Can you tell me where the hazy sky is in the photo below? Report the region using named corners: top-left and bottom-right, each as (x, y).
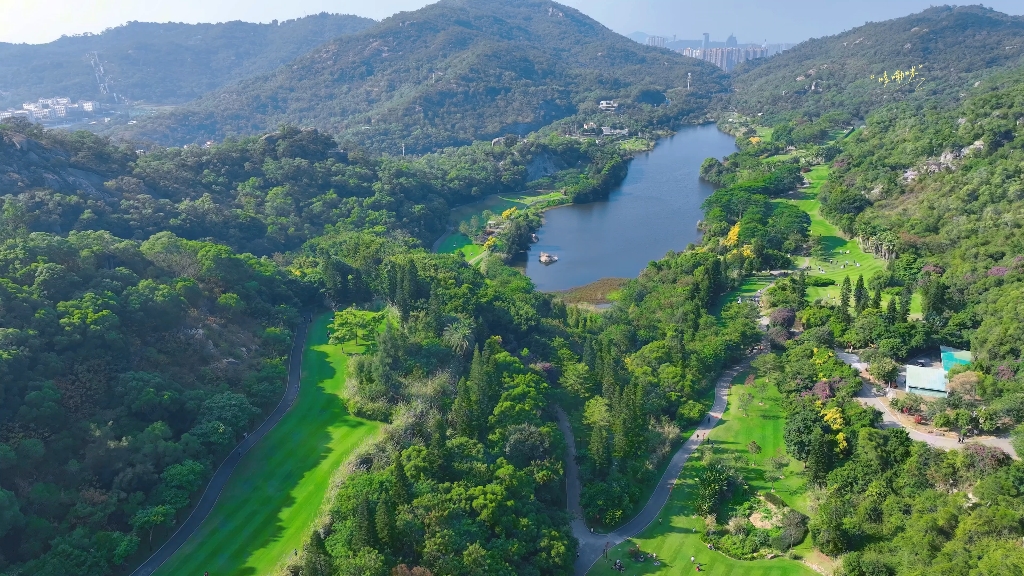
top-left (2, 0), bottom-right (1022, 45)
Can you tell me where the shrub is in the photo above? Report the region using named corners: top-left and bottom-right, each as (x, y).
top-left (767, 326), bottom-right (791, 348)
top-left (769, 308), bottom-right (797, 329)
top-left (932, 411), bottom-right (954, 429)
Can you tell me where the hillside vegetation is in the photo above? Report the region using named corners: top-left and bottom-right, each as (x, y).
top-left (118, 0), bottom-right (727, 153)
top-left (0, 14), bottom-right (374, 108)
top-left (695, 56), bottom-right (1024, 575)
top-left (728, 5), bottom-right (1024, 123)
top-left (1, 120), bottom-right (634, 258)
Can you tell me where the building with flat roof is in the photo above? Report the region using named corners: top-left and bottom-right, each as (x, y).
top-left (940, 346), bottom-right (972, 371)
top-left (906, 365), bottom-right (949, 397)
top-left (904, 346), bottom-right (973, 398)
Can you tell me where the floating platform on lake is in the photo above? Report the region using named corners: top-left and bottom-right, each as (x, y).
top-left (539, 252), bottom-right (558, 264)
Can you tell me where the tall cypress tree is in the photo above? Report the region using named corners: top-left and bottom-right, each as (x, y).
top-left (794, 269), bottom-right (807, 300)
top-left (885, 294), bottom-right (899, 324)
top-left (375, 493), bottom-right (395, 552)
top-left (392, 455), bottom-right (411, 506)
top-left (302, 530), bottom-right (333, 576)
top-left (898, 285), bottom-right (913, 322)
top-left (870, 283), bottom-right (882, 310)
top-left (838, 276), bottom-right (852, 322)
top-left (352, 495), bottom-right (374, 550)
top-left (806, 431), bottom-right (834, 488)
top-left (428, 414), bottom-right (447, 469)
top-left (853, 275), bottom-right (868, 314)
top-left (451, 377), bottom-right (476, 439)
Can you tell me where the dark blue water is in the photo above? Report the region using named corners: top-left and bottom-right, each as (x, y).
top-left (523, 124), bottom-right (738, 291)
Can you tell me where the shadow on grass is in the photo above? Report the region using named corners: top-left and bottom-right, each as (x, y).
top-left (158, 315), bottom-right (375, 576)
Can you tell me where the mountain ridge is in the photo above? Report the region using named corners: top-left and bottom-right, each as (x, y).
top-left (727, 4), bottom-right (1024, 122)
top-left (115, 0), bottom-right (728, 153)
top-left (0, 14), bottom-right (375, 107)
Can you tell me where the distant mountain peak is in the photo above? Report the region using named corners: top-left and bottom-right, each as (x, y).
top-left (118, 0), bottom-right (728, 153)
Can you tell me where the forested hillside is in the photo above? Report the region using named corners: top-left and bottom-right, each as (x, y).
top-left (831, 67), bottom-right (1024, 369)
top-left (117, 0), bottom-right (727, 153)
top-left (728, 5), bottom-right (1024, 123)
top-left (0, 14), bottom-right (374, 107)
top-left (693, 55), bottom-right (1024, 574)
top-left (0, 105), bottom-right (674, 573)
top-left (9, 4), bottom-right (1024, 576)
top-left (1, 119), bottom-right (633, 258)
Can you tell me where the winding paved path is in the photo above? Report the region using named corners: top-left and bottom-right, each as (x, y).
top-left (556, 356), bottom-right (754, 575)
top-left (837, 350), bottom-right (1017, 458)
top-left (130, 317), bottom-right (311, 576)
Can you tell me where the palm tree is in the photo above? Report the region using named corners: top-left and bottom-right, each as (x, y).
top-left (442, 318), bottom-right (474, 356)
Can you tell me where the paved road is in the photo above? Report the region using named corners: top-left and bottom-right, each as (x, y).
top-left (130, 317), bottom-right (311, 576)
top-left (836, 350), bottom-right (1017, 458)
top-left (556, 357), bottom-right (754, 575)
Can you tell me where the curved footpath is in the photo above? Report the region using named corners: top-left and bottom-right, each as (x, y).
top-left (556, 356), bottom-right (754, 576)
top-left (130, 317), bottom-right (311, 576)
top-left (836, 350), bottom-right (1017, 458)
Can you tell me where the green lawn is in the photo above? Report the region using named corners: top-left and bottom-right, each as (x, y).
top-left (447, 190), bottom-right (564, 228)
top-left (712, 276), bottom-right (773, 317)
top-left (779, 166), bottom-right (924, 314)
top-left (437, 233), bottom-right (485, 261)
top-left (439, 190), bottom-right (564, 261)
top-left (156, 314), bottom-right (381, 576)
top-left (588, 373), bottom-right (815, 576)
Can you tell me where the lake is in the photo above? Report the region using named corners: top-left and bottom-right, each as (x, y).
top-left (523, 124), bottom-right (738, 291)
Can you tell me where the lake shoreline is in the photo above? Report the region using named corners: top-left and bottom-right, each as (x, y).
top-left (522, 125), bottom-right (738, 291)
top-left (434, 124), bottom-right (735, 293)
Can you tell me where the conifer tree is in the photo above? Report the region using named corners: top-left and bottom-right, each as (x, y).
top-left (870, 283), bottom-right (882, 310)
top-left (352, 495), bottom-right (374, 550)
top-left (898, 285), bottom-right (913, 322)
top-left (853, 275), bottom-right (868, 314)
top-left (806, 431), bottom-right (833, 488)
top-left (375, 493), bottom-right (395, 551)
top-left (451, 377), bottom-right (476, 439)
top-left (428, 414), bottom-right (448, 475)
top-left (392, 455), bottom-right (411, 506)
top-left (302, 530), bottom-right (334, 576)
top-left (838, 276), bottom-right (852, 322)
top-left (885, 294), bottom-right (899, 324)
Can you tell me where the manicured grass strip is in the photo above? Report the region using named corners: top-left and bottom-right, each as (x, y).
top-left (155, 314), bottom-right (381, 576)
top-left (447, 190), bottom-right (564, 229)
top-left (712, 275), bottom-right (773, 317)
top-left (588, 374), bottom-right (815, 576)
top-left (441, 190), bottom-right (565, 261)
top-left (777, 166), bottom-right (924, 314)
top-left (437, 233), bottom-right (485, 261)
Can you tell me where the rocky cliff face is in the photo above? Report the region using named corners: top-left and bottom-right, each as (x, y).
top-left (0, 130), bottom-right (111, 198)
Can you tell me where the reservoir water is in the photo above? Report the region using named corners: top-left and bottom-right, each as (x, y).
top-left (523, 124), bottom-right (738, 291)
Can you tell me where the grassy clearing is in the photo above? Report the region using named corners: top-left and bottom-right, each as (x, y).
top-left (588, 373), bottom-right (815, 576)
top-left (620, 137), bottom-right (656, 152)
top-left (557, 277), bottom-right (628, 305)
top-left (437, 233), bottom-right (485, 261)
top-left (438, 190), bottom-right (564, 261)
top-left (447, 190), bottom-right (564, 229)
top-left (156, 314), bottom-right (381, 576)
top-left (712, 276), bottom-right (773, 317)
top-left (778, 166), bottom-right (923, 315)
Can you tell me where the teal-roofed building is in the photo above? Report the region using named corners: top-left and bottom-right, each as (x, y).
top-left (940, 346), bottom-right (972, 372)
top-left (906, 366), bottom-right (949, 397)
top-left (905, 347), bottom-right (973, 398)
